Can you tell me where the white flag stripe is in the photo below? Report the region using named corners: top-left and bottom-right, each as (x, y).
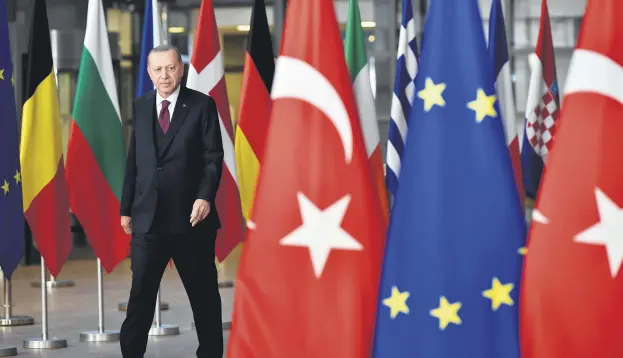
top-left (385, 0), bottom-right (418, 197)
top-left (353, 63), bottom-right (380, 156)
top-left (524, 53), bottom-right (545, 120)
top-left (84, 0), bottom-right (121, 121)
top-left (386, 143), bottom-right (402, 178)
top-left (390, 92), bottom-right (408, 143)
top-left (496, 61), bottom-right (516, 146)
top-left (403, 23), bottom-right (418, 81)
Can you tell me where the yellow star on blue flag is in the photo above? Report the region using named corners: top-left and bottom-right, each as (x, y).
top-left (372, 0), bottom-right (525, 357)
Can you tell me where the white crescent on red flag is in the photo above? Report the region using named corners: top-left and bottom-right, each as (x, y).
top-left (226, 0), bottom-right (386, 355)
top-left (520, 0), bottom-right (623, 356)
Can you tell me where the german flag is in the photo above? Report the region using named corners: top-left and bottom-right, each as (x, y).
top-left (234, 0), bottom-right (275, 220)
top-left (20, 0), bottom-right (71, 278)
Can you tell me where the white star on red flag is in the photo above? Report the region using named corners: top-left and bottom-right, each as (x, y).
top-left (574, 188), bottom-right (623, 278)
top-left (280, 192), bottom-right (363, 278)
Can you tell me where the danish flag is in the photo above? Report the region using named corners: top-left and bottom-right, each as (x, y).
top-left (186, 0), bottom-right (244, 261)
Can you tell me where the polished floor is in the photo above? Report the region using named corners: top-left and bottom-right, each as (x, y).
top-left (0, 258), bottom-right (234, 357)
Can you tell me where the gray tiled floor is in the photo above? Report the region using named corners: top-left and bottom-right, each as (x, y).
top-left (0, 259), bottom-right (233, 357)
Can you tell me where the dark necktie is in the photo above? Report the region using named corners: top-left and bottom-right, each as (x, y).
top-left (159, 99), bottom-right (170, 134)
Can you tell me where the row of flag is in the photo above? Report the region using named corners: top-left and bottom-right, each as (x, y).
top-left (387, 0), bottom-right (558, 208)
top-left (227, 0), bottom-right (623, 357)
top-left (0, 0), bottom-right (71, 280)
top-left (0, 0), bottom-right (246, 280)
top-left (0, 0), bottom-right (620, 356)
top-left (0, 0), bottom-right (552, 280)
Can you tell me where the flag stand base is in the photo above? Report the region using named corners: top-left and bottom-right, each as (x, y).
top-left (30, 280), bottom-right (75, 289)
top-left (148, 324), bottom-right (180, 336)
top-left (0, 315), bottom-right (35, 326)
top-left (23, 338), bottom-right (67, 349)
top-left (0, 346), bottom-right (17, 356)
top-left (79, 330), bottom-right (120, 342)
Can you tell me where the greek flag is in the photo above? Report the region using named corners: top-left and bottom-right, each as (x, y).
top-left (385, 0), bottom-right (419, 203)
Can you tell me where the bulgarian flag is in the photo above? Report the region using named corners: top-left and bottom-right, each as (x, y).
top-left (65, 0), bottom-right (130, 273)
top-left (345, 0), bottom-right (388, 221)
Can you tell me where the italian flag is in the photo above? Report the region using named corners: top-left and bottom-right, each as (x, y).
top-left (65, 0), bottom-right (130, 273)
top-left (345, 0), bottom-right (389, 221)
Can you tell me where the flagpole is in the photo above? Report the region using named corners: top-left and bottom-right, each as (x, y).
top-left (0, 270), bottom-right (34, 326)
top-left (79, 259), bottom-right (120, 342)
top-left (23, 258), bottom-right (67, 349)
top-left (148, 288), bottom-right (179, 336)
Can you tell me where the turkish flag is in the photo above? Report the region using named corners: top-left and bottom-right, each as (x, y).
top-left (226, 0), bottom-right (386, 356)
top-left (520, 0), bottom-right (623, 357)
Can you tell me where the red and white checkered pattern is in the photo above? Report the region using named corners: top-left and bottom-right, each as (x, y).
top-left (526, 89), bottom-right (558, 156)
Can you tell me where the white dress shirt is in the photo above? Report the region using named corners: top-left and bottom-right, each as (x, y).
top-left (155, 85), bottom-right (180, 121)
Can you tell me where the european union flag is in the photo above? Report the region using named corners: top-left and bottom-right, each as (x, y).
top-left (372, 0), bottom-right (526, 357)
top-left (0, 0), bottom-right (24, 279)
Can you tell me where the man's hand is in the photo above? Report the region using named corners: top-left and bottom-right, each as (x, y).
top-left (190, 199), bottom-right (211, 227)
top-left (121, 216), bottom-right (132, 234)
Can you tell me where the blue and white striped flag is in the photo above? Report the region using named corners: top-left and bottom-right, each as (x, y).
top-left (385, 0), bottom-right (419, 202)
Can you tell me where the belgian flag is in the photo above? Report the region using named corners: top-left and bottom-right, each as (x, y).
top-left (20, 0), bottom-right (71, 277)
top-left (234, 0), bottom-right (275, 220)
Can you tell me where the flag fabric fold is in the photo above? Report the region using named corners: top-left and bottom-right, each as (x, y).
top-left (136, 0), bottom-right (162, 97)
top-left (345, 0), bottom-right (388, 220)
top-left (372, 0), bottom-right (526, 357)
top-left (521, 0), bottom-right (559, 199)
top-left (186, 0), bottom-right (244, 261)
top-left (20, 0), bottom-right (71, 278)
top-left (520, 0), bottom-right (623, 356)
top-left (234, 0), bottom-right (274, 221)
top-left (385, 0), bottom-right (418, 202)
top-left (66, 0), bottom-right (130, 273)
top-left (226, 0), bottom-right (386, 355)
top-left (488, 0), bottom-right (524, 202)
top-left (0, 0), bottom-right (24, 279)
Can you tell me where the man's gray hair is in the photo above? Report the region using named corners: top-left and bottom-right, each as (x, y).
top-left (148, 44), bottom-right (183, 65)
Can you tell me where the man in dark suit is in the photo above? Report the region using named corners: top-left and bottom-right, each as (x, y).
top-left (119, 44), bottom-right (224, 358)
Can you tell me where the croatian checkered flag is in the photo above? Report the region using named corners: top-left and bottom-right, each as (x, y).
top-left (385, 0), bottom-right (419, 203)
top-left (521, 0), bottom-right (560, 200)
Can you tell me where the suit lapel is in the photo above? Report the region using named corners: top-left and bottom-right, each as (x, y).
top-left (159, 86), bottom-right (190, 158)
top-left (143, 91), bottom-right (158, 162)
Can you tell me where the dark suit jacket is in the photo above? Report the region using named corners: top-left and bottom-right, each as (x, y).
top-left (120, 85), bottom-right (223, 234)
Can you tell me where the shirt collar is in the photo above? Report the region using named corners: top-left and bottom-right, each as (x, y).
top-left (156, 85), bottom-right (181, 106)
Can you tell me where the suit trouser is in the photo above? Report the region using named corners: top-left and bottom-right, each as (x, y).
top-left (119, 226), bottom-right (223, 358)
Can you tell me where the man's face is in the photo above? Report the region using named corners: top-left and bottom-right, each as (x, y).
top-left (147, 50), bottom-right (184, 97)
